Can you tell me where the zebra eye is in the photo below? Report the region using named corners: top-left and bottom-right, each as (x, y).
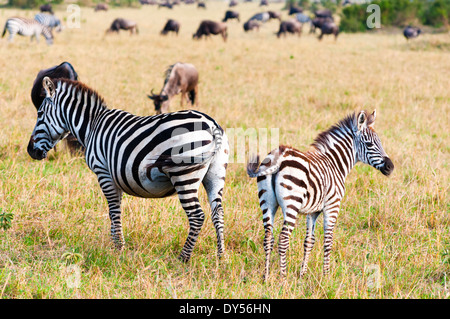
top-left (37, 110), bottom-right (44, 117)
top-left (366, 142), bottom-right (373, 147)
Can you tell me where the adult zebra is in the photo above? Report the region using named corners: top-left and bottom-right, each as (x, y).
top-left (34, 13), bottom-right (62, 32)
top-left (2, 17), bottom-right (53, 45)
top-left (247, 110), bottom-right (394, 280)
top-left (27, 77), bottom-right (229, 262)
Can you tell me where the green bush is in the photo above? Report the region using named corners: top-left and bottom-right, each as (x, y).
top-left (340, 0), bottom-right (449, 32)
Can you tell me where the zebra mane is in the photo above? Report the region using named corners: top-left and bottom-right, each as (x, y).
top-left (55, 78), bottom-right (105, 105)
top-left (311, 112), bottom-right (358, 152)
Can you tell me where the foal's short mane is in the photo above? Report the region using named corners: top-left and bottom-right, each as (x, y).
top-left (311, 112), bottom-right (357, 152)
top-left (55, 78), bottom-right (106, 105)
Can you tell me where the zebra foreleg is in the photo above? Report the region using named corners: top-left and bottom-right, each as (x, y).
top-left (299, 211), bottom-right (321, 277)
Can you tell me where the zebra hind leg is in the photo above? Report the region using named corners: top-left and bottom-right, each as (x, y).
top-left (172, 176), bottom-right (205, 262)
top-left (300, 211), bottom-right (321, 277)
top-left (202, 164), bottom-right (227, 260)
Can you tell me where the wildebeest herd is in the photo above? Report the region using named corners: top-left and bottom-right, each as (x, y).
top-left (2, 2), bottom-right (423, 45)
top-left (4, 1), bottom-right (400, 280)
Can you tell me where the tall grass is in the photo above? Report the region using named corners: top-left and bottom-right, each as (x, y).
top-left (0, 2), bottom-right (449, 298)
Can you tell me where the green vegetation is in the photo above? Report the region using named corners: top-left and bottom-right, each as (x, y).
top-left (340, 0), bottom-right (450, 32)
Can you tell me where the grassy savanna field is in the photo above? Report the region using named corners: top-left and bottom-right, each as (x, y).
top-left (0, 2), bottom-right (449, 299)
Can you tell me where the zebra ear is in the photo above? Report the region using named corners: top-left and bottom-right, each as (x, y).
top-left (42, 77), bottom-right (55, 98)
top-left (368, 110), bottom-right (376, 128)
top-left (357, 111), bottom-right (367, 131)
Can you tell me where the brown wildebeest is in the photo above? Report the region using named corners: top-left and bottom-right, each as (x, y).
top-left (315, 9), bottom-right (333, 19)
top-left (310, 17), bottom-right (333, 33)
top-left (276, 19), bottom-right (302, 38)
top-left (223, 10), bottom-right (240, 22)
top-left (161, 19), bottom-right (180, 35)
top-left (31, 62), bottom-right (83, 154)
top-left (318, 21), bottom-right (339, 41)
top-left (243, 19), bottom-right (260, 32)
top-left (94, 3), bottom-right (109, 11)
top-left (288, 5), bottom-right (303, 15)
top-left (106, 18), bottom-right (139, 35)
top-left (193, 20), bottom-right (228, 42)
top-left (148, 62), bottom-right (199, 114)
top-left (40, 4), bottom-right (53, 14)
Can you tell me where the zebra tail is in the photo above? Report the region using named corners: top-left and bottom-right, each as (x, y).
top-left (247, 150), bottom-right (282, 178)
top-left (2, 22), bottom-right (7, 38)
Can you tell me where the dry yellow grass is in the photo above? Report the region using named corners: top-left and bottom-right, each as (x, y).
top-left (0, 2), bottom-right (449, 299)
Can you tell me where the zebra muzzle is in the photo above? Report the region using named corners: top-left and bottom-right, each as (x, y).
top-left (380, 157), bottom-right (394, 176)
top-left (27, 138), bottom-right (47, 160)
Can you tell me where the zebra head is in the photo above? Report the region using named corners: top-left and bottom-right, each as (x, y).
top-left (27, 77), bottom-right (68, 160)
top-left (355, 110), bottom-right (394, 176)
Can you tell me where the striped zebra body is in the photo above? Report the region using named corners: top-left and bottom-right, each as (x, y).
top-left (2, 17), bottom-right (53, 45)
top-left (34, 13), bottom-right (62, 32)
top-left (247, 111), bottom-right (394, 279)
top-left (28, 78), bottom-right (229, 262)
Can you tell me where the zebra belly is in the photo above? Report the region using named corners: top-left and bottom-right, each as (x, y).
top-left (118, 167), bottom-right (176, 199)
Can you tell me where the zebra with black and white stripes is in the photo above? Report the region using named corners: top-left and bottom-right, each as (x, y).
top-left (34, 13), bottom-right (62, 32)
top-left (27, 77), bottom-right (229, 262)
top-left (247, 111), bottom-right (394, 279)
top-left (2, 17), bottom-right (53, 45)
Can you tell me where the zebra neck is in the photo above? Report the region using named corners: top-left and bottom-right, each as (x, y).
top-left (58, 84), bottom-right (107, 148)
top-left (318, 130), bottom-right (357, 179)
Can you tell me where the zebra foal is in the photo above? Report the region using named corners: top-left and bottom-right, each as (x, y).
top-left (2, 17), bottom-right (53, 45)
top-left (247, 111), bottom-right (394, 279)
top-left (27, 77), bottom-right (229, 262)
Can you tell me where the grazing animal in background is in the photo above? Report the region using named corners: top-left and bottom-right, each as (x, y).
top-left (160, 19), bottom-right (180, 35)
top-left (310, 17), bottom-right (333, 33)
top-left (2, 17), bottom-right (53, 45)
top-left (288, 5), bottom-right (303, 15)
top-left (276, 19), bottom-right (302, 38)
top-left (403, 26), bottom-right (421, 40)
top-left (106, 18), bottom-right (139, 35)
top-left (243, 19), bottom-right (260, 32)
top-left (229, 0), bottom-right (238, 7)
top-left (193, 20), bottom-right (228, 42)
top-left (248, 11), bottom-right (281, 24)
top-left (318, 21), bottom-right (339, 41)
top-left (27, 77), bottom-right (229, 262)
top-left (40, 4), bottom-right (53, 14)
top-left (139, 0), bottom-right (156, 4)
top-left (295, 13), bottom-right (311, 24)
top-left (94, 3), bottom-right (109, 11)
top-left (148, 62), bottom-right (199, 114)
top-left (247, 110), bottom-right (394, 280)
top-left (30, 62), bottom-right (81, 154)
top-left (158, 1), bottom-right (173, 9)
top-left (197, 1), bottom-right (206, 9)
top-left (260, 0), bottom-right (268, 6)
top-left (315, 9), bottom-right (333, 19)
top-left (223, 10), bottom-right (240, 22)
top-left (34, 13), bottom-right (62, 32)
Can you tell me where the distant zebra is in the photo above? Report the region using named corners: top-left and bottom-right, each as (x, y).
top-left (35, 13), bottom-right (62, 32)
top-left (2, 17), bottom-right (53, 45)
top-left (27, 77), bottom-right (229, 262)
top-left (247, 111), bottom-right (394, 280)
